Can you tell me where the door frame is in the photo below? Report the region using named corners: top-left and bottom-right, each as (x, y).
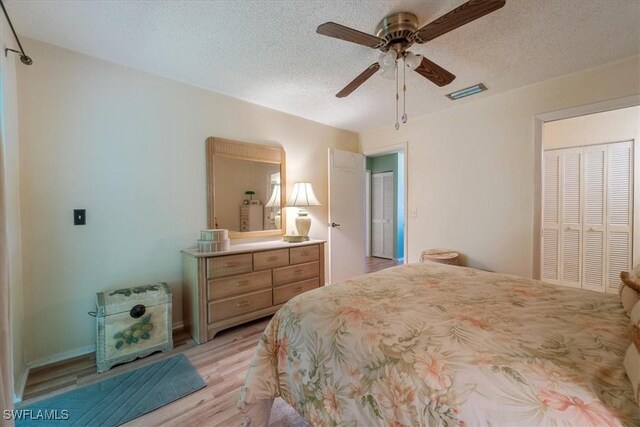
top-left (533, 95), bottom-right (640, 279)
top-left (363, 142), bottom-right (409, 264)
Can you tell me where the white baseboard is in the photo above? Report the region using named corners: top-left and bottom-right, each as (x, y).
top-left (12, 366), bottom-right (29, 404)
top-left (25, 320), bottom-right (185, 371)
top-left (26, 344), bottom-right (95, 371)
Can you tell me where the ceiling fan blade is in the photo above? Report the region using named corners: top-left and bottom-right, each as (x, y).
top-left (317, 22), bottom-right (385, 49)
top-left (414, 0), bottom-right (506, 43)
top-left (336, 63), bottom-right (380, 98)
top-left (414, 57), bottom-right (456, 87)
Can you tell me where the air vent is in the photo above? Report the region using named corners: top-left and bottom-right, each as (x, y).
top-left (446, 83), bottom-right (487, 100)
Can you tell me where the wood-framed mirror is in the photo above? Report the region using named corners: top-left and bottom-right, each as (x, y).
top-left (206, 137), bottom-right (286, 239)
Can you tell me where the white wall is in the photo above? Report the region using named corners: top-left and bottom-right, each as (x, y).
top-left (17, 38), bottom-right (358, 363)
top-left (543, 106), bottom-right (640, 149)
top-left (0, 20), bottom-right (25, 398)
top-left (359, 55), bottom-right (640, 275)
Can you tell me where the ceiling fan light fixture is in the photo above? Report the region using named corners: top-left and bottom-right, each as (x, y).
top-left (381, 66), bottom-right (396, 80)
top-left (404, 52), bottom-right (421, 71)
top-left (378, 50), bottom-right (397, 71)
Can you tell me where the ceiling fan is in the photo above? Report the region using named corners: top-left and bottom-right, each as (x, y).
top-left (316, 0), bottom-right (506, 98)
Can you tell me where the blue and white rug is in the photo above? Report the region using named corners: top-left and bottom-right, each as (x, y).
top-left (16, 354), bottom-right (205, 426)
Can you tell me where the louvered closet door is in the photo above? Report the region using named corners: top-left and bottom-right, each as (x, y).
top-left (606, 141), bottom-right (633, 294)
top-left (560, 149), bottom-right (583, 288)
top-left (542, 151), bottom-right (561, 283)
top-left (582, 145), bottom-right (606, 292)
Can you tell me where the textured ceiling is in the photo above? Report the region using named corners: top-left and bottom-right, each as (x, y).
top-left (5, 0), bottom-right (640, 132)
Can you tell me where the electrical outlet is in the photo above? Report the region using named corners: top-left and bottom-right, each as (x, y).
top-left (74, 209), bottom-right (86, 225)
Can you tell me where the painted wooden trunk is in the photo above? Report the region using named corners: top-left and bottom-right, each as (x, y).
top-left (95, 283), bottom-right (173, 373)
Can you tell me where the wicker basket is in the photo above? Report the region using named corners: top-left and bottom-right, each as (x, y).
top-left (420, 249), bottom-right (460, 266)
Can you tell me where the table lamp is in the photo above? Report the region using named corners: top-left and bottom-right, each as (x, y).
top-left (286, 182), bottom-right (321, 240)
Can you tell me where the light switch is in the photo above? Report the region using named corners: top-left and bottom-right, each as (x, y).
top-left (412, 208), bottom-right (417, 217)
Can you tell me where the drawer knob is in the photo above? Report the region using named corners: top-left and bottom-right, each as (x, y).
top-left (130, 304), bottom-right (146, 319)
top-left (236, 301), bottom-right (250, 308)
top-left (301, 251), bottom-right (309, 256)
top-left (267, 256), bottom-right (278, 261)
top-left (294, 269), bottom-right (303, 274)
top-left (223, 261), bottom-right (240, 268)
top-left (235, 280), bottom-right (249, 287)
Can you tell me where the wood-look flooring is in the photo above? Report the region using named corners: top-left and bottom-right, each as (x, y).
top-left (365, 256), bottom-right (403, 274)
top-left (20, 318), bottom-right (307, 426)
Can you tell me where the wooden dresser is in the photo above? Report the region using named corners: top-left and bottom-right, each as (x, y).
top-left (182, 240), bottom-right (325, 344)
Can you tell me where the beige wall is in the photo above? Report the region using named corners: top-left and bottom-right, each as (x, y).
top-left (359, 55), bottom-right (640, 276)
top-left (17, 39), bottom-right (358, 363)
top-left (543, 106), bottom-right (640, 150)
top-left (1, 20), bottom-right (25, 398)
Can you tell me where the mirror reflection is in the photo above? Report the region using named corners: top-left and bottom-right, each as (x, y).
top-left (214, 156), bottom-right (281, 232)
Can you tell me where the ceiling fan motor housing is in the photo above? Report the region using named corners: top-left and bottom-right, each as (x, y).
top-left (375, 12), bottom-right (419, 52)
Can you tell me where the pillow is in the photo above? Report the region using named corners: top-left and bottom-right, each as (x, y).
top-left (620, 282), bottom-right (640, 316)
top-left (621, 271), bottom-right (640, 293)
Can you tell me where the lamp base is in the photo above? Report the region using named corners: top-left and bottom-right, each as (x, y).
top-left (295, 210), bottom-right (311, 241)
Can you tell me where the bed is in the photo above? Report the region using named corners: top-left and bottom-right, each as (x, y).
top-left (239, 262), bottom-right (639, 426)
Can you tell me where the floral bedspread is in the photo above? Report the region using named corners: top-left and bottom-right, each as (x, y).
top-left (239, 263), bottom-right (639, 426)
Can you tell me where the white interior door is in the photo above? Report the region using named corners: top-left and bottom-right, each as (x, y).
top-left (542, 141), bottom-right (633, 293)
top-left (371, 172), bottom-right (394, 259)
top-left (560, 149), bottom-right (583, 288)
top-left (328, 148), bottom-right (365, 284)
top-left (606, 140), bottom-right (633, 293)
top-left (542, 151), bottom-right (561, 283)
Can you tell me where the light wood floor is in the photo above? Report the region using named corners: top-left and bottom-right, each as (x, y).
top-left (365, 256), bottom-right (403, 274)
top-left (20, 318), bottom-right (307, 426)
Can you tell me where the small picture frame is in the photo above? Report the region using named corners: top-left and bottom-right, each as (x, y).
top-left (250, 200), bottom-right (260, 205)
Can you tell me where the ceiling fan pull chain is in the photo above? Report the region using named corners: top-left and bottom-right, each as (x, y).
top-left (402, 57), bottom-right (408, 124)
top-left (395, 63), bottom-right (400, 130)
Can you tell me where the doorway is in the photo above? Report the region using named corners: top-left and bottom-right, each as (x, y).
top-left (364, 146), bottom-right (406, 273)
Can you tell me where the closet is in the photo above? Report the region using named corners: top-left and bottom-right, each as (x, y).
top-left (371, 171), bottom-right (394, 259)
top-left (542, 141), bottom-right (633, 293)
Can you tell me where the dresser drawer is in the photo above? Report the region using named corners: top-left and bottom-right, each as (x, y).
top-left (207, 254), bottom-right (253, 279)
top-left (207, 271), bottom-right (271, 301)
top-left (290, 245), bottom-right (320, 265)
top-left (253, 249), bottom-right (289, 271)
top-left (273, 261), bottom-right (319, 286)
top-left (208, 289), bottom-right (272, 323)
top-left (273, 278), bottom-right (319, 305)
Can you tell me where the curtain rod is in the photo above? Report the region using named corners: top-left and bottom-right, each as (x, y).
top-left (0, 0), bottom-right (32, 65)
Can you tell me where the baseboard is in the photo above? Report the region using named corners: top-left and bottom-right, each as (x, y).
top-left (172, 320), bottom-right (184, 332)
top-left (12, 365), bottom-right (29, 404)
top-left (26, 344), bottom-right (95, 371)
top-left (25, 320), bottom-right (185, 372)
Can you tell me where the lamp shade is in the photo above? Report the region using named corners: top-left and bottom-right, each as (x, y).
top-left (265, 184), bottom-right (281, 207)
top-left (286, 182), bottom-right (321, 207)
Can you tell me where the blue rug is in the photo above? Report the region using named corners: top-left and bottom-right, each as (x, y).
top-left (16, 354), bottom-right (206, 426)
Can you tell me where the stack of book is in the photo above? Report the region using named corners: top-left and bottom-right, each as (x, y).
top-left (197, 229), bottom-right (230, 252)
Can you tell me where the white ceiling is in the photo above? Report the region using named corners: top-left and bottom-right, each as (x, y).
top-left (5, 0), bottom-right (640, 133)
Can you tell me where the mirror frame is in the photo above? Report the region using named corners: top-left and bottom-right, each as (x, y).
top-left (206, 137), bottom-right (286, 239)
